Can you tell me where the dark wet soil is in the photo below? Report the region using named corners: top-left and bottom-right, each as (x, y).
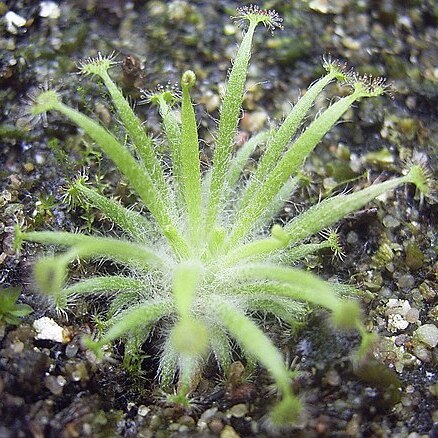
top-left (1, 1), bottom-right (437, 436)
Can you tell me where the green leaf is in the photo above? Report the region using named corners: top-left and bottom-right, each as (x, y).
top-left (8, 304), bottom-right (33, 317)
top-left (0, 287), bottom-right (33, 325)
top-left (0, 286), bottom-right (21, 308)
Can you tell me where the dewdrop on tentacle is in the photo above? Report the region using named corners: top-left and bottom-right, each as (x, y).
top-left (349, 71), bottom-right (391, 97)
top-left (231, 5), bottom-right (284, 32)
top-left (30, 90), bottom-right (60, 131)
top-left (322, 55), bottom-right (353, 82)
top-left (77, 51), bottom-right (119, 77)
top-left (140, 82), bottom-right (181, 106)
top-left (319, 228), bottom-right (345, 260)
top-left (402, 154), bottom-right (434, 204)
top-left (20, 82), bottom-right (62, 128)
top-left (323, 56), bottom-right (391, 97)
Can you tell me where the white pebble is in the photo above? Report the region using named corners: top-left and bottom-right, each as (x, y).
top-left (388, 314), bottom-right (409, 332)
top-left (386, 299), bottom-right (411, 316)
top-left (33, 317), bottom-right (66, 343)
top-left (39, 1), bottom-right (61, 19)
top-left (137, 405), bottom-right (150, 417)
top-left (415, 324), bottom-right (438, 348)
top-left (5, 11), bottom-right (27, 34)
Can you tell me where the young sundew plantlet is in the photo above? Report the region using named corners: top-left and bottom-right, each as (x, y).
top-left (15, 5), bottom-right (430, 425)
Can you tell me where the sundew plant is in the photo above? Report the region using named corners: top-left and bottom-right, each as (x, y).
top-left (16, 6), bottom-right (429, 424)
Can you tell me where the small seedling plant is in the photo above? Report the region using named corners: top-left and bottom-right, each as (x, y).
top-left (16, 6), bottom-right (429, 424)
top-left (0, 287), bottom-right (32, 326)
